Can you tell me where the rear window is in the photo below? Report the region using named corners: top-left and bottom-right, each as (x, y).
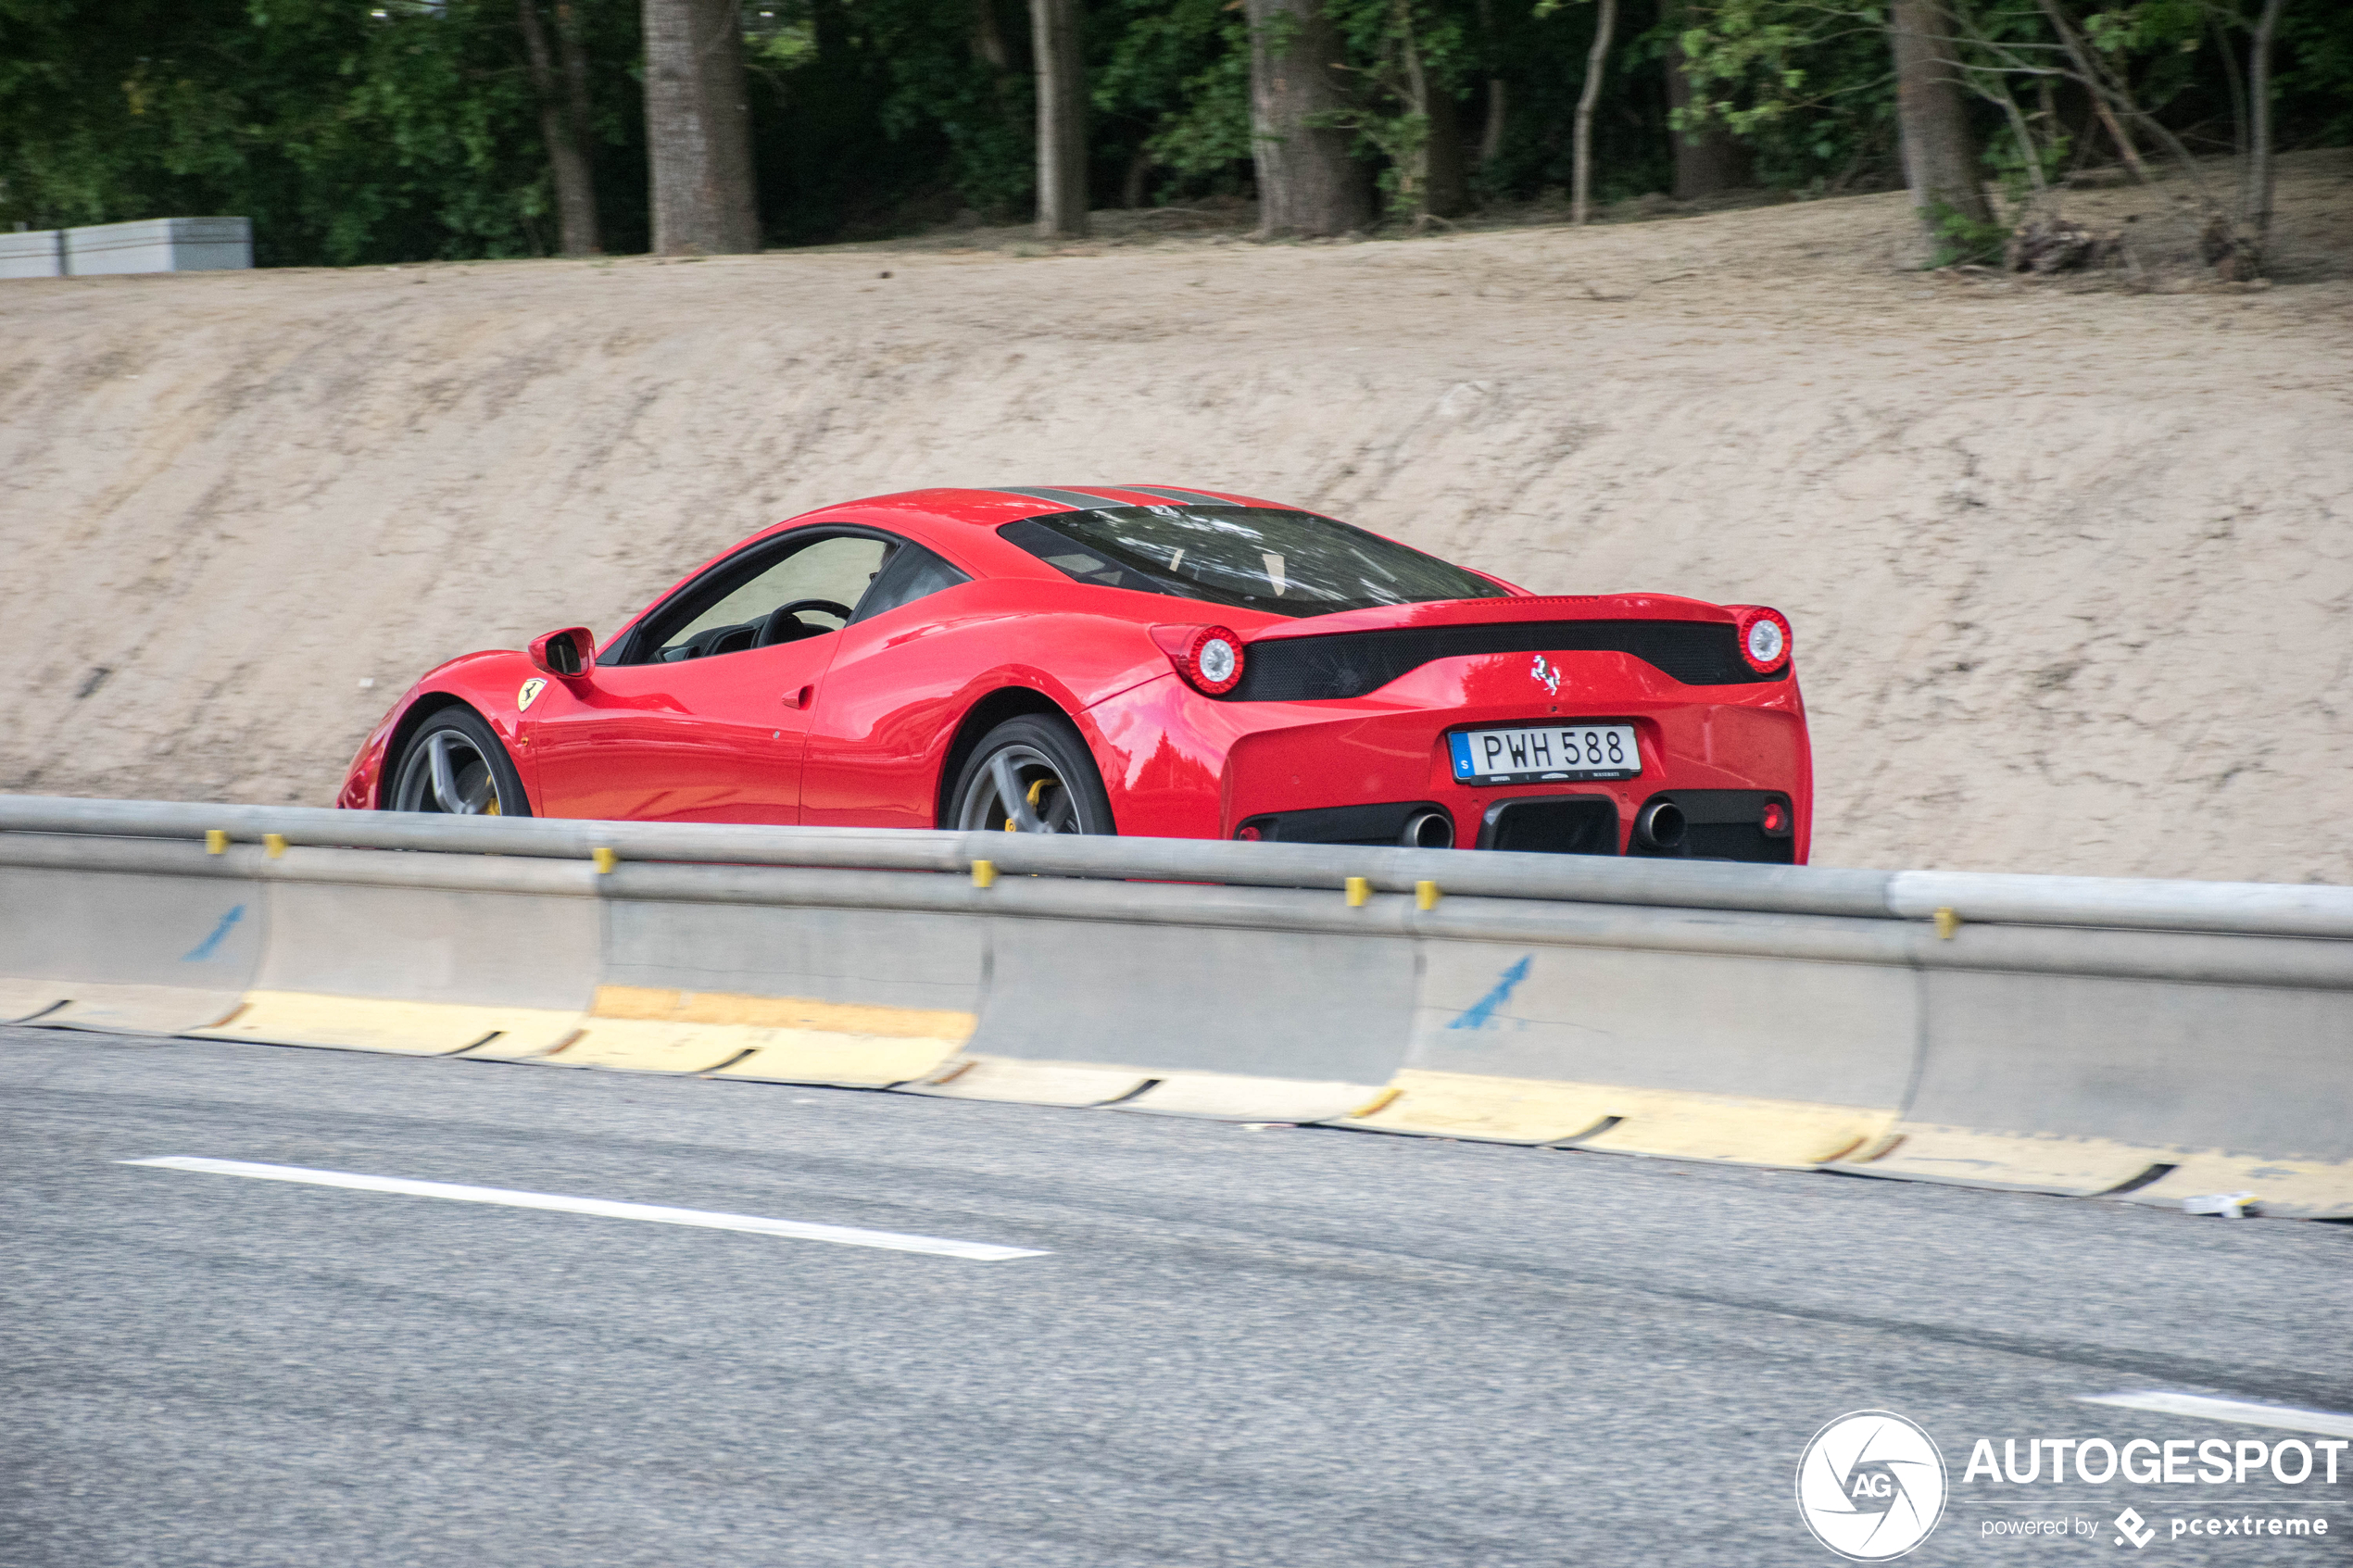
top-left (999, 506), bottom-right (1510, 619)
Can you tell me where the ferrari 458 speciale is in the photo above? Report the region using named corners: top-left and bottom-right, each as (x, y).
top-left (339, 484), bottom-right (1809, 861)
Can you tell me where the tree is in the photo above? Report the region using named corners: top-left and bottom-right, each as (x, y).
top-left (1032, 0), bottom-right (1089, 234)
top-left (2245, 0), bottom-right (2286, 258)
top-left (1246, 0), bottom-right (1373, 235)
top-left (1472, 0), bottom-right (1509, 176)
top-left (520, 0), bottom-right (604, 254)
top-left (1397, 0), bottom-right (1469, 219)
top-left (1889, 0), bottom-right (1993, 251)
top-left (1569, 0), bottom-right (1616, 223)
top-left (642, 0), bottom-right (761, 254)
top-left (1662, 6), bottom-right (1748, 197)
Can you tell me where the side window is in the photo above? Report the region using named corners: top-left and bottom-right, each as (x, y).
top-left (648, 534), bottom-right (892, 662)
top-left (849, 543), bottom-right (971, 625)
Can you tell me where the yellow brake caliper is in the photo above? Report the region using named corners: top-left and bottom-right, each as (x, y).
top-left (1005, 775), bottom-right (1052, 832)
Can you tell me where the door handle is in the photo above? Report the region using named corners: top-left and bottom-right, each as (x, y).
top-left (781, 684), bottom-right (812, 709)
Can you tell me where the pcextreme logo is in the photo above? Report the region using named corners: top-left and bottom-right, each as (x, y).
top-left (1797, 1411), bottom-right (1950, 1561)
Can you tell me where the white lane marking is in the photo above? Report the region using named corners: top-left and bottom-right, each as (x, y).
top-left (2080, 1390), bottom-right (2353, 1439)
top-left (121, 1157), bottom-right (1049, 1261)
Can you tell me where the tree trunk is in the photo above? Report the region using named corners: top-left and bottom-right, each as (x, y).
top-left (970, 0), bottom-right (1028, 158)
top-left (2246, 0), bottom-right (2284, 257)
top-left (642, 0), bottom-right (761, 256)
top-left (1246, 0), bottom-right (1372, 236)
top-left (1570, 0), bottom-right (1616, 226)
top-left (1397, 0), bottom-right (1466, 220)
top-left (1422, 93), bottom-right (1469, 218)
top-left (1030, 0), bottom-right (1089, 236)
top-left (1480, 79), bottom-right (1507, 169)
top-left (1889, 0), bottom-right (1992, 247)
top-left (520, 0), bottom-right (601, 254)
top-left (556, 1), bottom-right (601, 224)
top-left (1994, 80), bottom-right (2045, 195)
top-left (1662, 27), bottom-right (1748, 198)
top-left (2092, 93), bottom-right (2151, 182)
top-left (971, 0), bottom-right (1011, 69)
top-left (2211, 12), bottom-right (2248, 196)
top-left (1473, 0), bottom-right (1506, 173)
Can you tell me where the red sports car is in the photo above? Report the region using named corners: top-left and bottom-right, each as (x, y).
top-left (339, 484), bottom-right (1810, 861)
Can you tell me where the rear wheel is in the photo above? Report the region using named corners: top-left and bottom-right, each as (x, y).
top-left (950, 715), bottom-right (1114, 834)
top-left (390, 708), bottom-right (532, 816)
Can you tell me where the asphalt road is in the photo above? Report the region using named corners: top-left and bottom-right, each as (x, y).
top-left (5, 1023), bottom-right (2349, 1567)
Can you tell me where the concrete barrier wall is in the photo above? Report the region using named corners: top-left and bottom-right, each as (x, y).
top-left (1, 220), bottom-right (254, 280)
top-left (3, 797), bottom-right (2348, 1218)
top-left (0, 229), bottom-right (65, 280)
top-left (59, 217), bottom-right (254, 275)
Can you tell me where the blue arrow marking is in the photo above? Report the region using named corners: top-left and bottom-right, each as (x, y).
top-left (182, 905), bottom-right (246, 962)
top-left (1448, 954), bottom-right (1530, 1031)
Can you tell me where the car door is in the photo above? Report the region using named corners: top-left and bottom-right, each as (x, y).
top-left (797, 541), bottom-right (980, 828)
top-left (524, 530), bottom-right (896, 822)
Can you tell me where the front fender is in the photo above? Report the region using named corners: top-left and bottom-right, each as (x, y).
top-left (336, 650), bottom-right (544, 809)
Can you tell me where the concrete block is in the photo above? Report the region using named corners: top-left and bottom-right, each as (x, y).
top-left (63, 217), bottom-right (252, 275)
top-left (0, 229), bottom-right (64, 279)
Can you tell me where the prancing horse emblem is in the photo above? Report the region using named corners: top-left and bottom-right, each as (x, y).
top-left (1530, 654), bottom-right (1562, 696)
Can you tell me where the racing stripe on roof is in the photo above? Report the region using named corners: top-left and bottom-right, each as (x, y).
top-left (1116, 485), bottom-right (1242, 507)
top-left (994, 486), bottom-right (1124, 510)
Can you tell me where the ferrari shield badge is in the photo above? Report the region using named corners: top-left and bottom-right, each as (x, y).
top-left (517, 677), bottom-right (547, 712)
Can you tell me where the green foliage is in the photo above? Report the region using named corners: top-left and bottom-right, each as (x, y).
top-left (1094, 0), bottom-right (1252, 188)
top-left (1, 0), bottom-right (2344, 259)
top-left (858, 0), bottom-right (1037, 220)
top-left (2277, 1), bottom-right (2353, 145)
top-left (1925, 194), bottom-right (2005, 264)
top-left (1668, 0), bottom-right (1898, 189)
top-left (1307, 0), bottom-right (1472, 215)
top-left (1477, 0), bottom-right (1669, 202)
top-left (0, 0), bottom-right (647, 264)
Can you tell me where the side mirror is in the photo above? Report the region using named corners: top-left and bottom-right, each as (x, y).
top-left (528, 626), bottom-right (597, 678)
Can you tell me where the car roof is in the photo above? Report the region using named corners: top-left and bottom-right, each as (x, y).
top-left (740, 484), bottom-right (1296, 579)
top-left (799, 483), bottom-right (1285, 530)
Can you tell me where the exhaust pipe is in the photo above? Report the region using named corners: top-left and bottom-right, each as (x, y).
top-left (1399, 809), bottom-right (1455, 849)
top-left (1633, 799), bottom-right (1686, 853)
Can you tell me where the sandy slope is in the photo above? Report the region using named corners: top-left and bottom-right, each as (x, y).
top-left (3, 152), bottom-right (2347, 881)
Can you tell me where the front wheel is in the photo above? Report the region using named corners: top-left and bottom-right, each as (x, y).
top-left (389, 708), bottom-right (533, 816)
top-left (950, 715), bottom-right (1115, 834)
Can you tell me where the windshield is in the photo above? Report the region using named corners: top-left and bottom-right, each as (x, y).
top-left (1000, 506), bottom-right (1511, 619)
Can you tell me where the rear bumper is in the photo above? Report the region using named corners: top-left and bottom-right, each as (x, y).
top-left (1088, 654), bottom-right (1813, 862)
top-left (1239, 787), bottom-right (1798, 863)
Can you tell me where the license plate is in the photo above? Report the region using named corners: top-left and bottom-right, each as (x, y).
top-left (1449, 723), bottom-right (1641, 784)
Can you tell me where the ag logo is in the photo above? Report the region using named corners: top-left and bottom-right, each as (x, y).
top-left (517, 678), bottom-right (547, 712)
top-left (1530, 654), bottom-right (1562, 696)
top-left (1795, 1411), bottom-right (1946, 1561)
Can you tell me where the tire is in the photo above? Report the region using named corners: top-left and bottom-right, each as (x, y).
top-left (949, 715), bottom-right (1115, 835)
top-left (389, 707), bottom-right (533, 817)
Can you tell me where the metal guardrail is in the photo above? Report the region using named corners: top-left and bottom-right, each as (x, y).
top-left (3, 795), bottom-right (2350, 937)
top-left (3, 793), bottom-right (2348, 1219)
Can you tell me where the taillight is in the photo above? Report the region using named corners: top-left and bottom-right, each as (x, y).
top-left (1151, 624), bottom-right (1246, 696)
top-left (1730, 606), bottom-right (1793, 674)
